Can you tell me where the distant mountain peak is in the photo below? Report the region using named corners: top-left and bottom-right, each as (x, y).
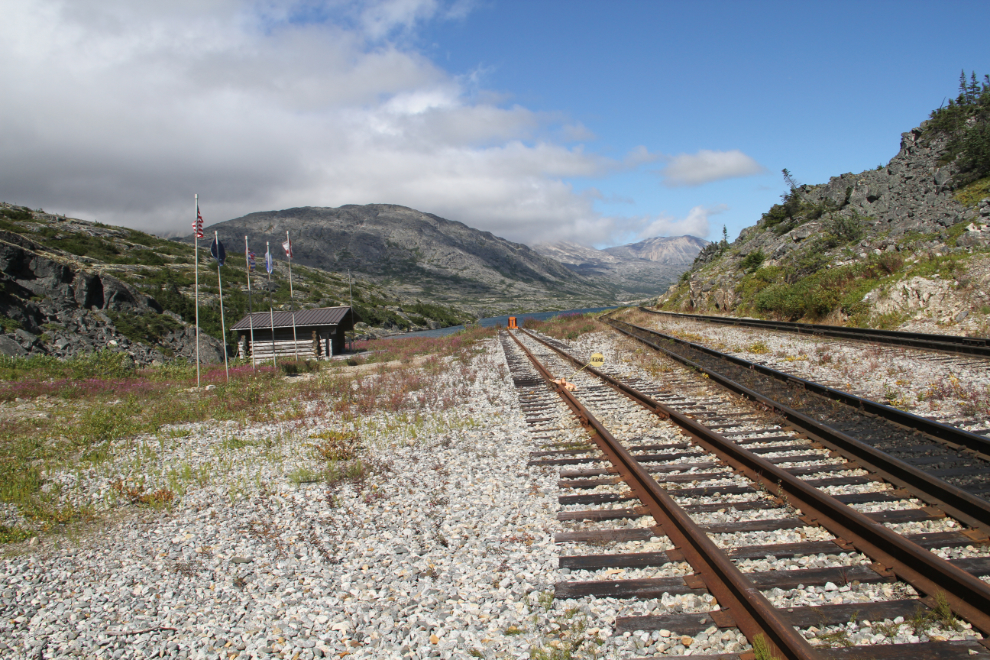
top-left (532, 235), bottom-right (706, 298)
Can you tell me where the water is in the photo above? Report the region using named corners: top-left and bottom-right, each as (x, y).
top-left (385, 306), bottom-right (620, 339)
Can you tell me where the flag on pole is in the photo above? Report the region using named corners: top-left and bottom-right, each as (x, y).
top-left (210, 236), bottom-right (226, 266)
top-left (248, 250), bottom-right (256, 272)
top-left (193, 204), bottom-right (205, 239)
top-left (265, 247), bottom-right (274, 273)
top-left (282, 238), bottom-right (292, 258)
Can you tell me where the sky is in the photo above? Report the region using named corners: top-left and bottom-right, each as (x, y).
top-left (1, 0), bottom-right (988, 248)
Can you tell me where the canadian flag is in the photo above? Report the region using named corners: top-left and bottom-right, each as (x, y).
top-left (282, 239), bottom-right (292, 258)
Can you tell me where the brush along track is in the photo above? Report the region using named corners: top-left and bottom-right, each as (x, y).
top-left (638, 308), bottom-right (990, 358)
top-left (606, 317), bottom-right (990, 508)
top-left (502, 328), bottom-right (990, 659)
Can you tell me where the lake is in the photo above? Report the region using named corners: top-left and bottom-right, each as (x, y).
top-left (385, 306), bottom-right (621, 339)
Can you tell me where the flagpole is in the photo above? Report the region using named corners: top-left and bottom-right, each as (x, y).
top-left (286, 230), bottom-right (299, 361)
top-left (194, 194), bottom-right (201, 388)
top-left (215, 231), bottom-right (229, 383)
top-left (245, 236), bottom-right (256, 371)
top-left (266, 242), bottom-right (277, 369)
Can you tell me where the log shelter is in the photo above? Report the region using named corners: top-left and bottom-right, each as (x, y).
top-left (231, 306), bottom-right (354, 361)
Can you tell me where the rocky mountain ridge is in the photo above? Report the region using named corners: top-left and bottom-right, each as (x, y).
top-left (658, 115), bottom-right (990, 335)
top-left (195, 204), bottom-right (615, 316)
top-left (532, 235), bottom-right (707, 299)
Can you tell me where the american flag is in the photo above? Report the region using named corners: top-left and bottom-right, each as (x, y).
top-left (248, 250), bottom-right (256, 272)
top-left (193, 204), bottom-right (204, 239)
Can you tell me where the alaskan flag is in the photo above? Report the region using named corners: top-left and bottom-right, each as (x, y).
top-left (210, 236), bottom-right (226, 266)
top-left (248, 250), bottom-right (256, 272)
top-left (265, 247), bottom-right (274, 274)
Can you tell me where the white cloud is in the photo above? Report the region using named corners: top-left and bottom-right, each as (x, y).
top-left (0, 0), bottom-right (659, 248)
top-left (660, 149), bottom-right (766, 187)
top-left (637, 204), bottom-right (728, 240)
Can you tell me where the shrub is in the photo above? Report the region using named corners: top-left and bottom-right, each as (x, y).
top-left (740, 250), bottom-right (766, 273)
top-left (824, 213), bottom-right (866, 244)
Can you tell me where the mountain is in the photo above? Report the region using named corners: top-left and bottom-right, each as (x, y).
top-left (657, 85), bottom-right (990, 334)
top-left (533, 235), bottom-right (707, 299)
top-left (603, 235), bottom-right (709, 264)
top-left (194, 204), bottom-right (615, 316)
top-left (0, 202), bottom-right (489, 362)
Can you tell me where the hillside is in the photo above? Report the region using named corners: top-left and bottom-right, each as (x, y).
top-left (0, 204), bottom-right (474, 363)
top-left (193, 204), bottom-right (616, 317)
top-left (657, 76), bottom-right (990, 336)
top-left (533, 235), bottom-right (707, 299)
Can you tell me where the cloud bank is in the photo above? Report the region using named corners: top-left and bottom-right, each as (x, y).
top-left (660, 149), bottom-right (766, 187)
top-left (0, 0), bottom-right (736, 248)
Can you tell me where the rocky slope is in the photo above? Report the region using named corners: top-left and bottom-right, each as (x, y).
top-left (194, 204), bottom-right (615, 316)
top-left (533, 235), bottom-right (707, 299)
top-left (658, 118), bottom-right (990, 335)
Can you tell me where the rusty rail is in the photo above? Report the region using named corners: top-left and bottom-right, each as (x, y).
top-left (606, 317), bottom-right (990, 534)
top-left (518, 327), bottom-right (990, 645)
top-left (504, 330), bottom-right (819, 660)
top-left (638, 307), bottom-right (990, 357)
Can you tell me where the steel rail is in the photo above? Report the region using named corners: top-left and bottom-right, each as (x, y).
top-left (638, 307), bottom-right (990, 357)
top-left (609, 318), bottom-right (990, 463)
top-left (605, 318), bottom-right (990, 534)
top-left (519, 327), bottom-right (990, 645)
top-left (503, 330), bottom-right (819, 660)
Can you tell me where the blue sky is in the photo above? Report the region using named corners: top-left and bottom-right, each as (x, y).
top-left (0, 1), bottom-right (987, 247)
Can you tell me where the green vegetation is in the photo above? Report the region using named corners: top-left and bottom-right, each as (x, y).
top-left (107, 311), bottom-right (183, 353)
top-left (954, 175), bottom-right (990, 207)
top-left (745, 252), bottom-right (903, 321)
top-left (740, 249), bottom-right (766, 273)
top-left (526, 312), bottom-right (601, 341)
top-left (925, 71), bottom-right (990, 186)
top-left (405, 301), bottom-right (465, 326)
top-left (0, 207), bottom-right (33, 232)
top-left (0, 315), bottom-right (22, 333)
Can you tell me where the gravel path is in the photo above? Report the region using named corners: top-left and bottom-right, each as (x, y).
top-left (0, 340), bottom-right (571, 660)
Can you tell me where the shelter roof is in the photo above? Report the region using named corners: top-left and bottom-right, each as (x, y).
top-left (231, 306), bottom-right (352, 331)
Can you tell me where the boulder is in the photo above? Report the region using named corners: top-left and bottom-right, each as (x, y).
top-left (0, 335), bottom-right (26, 356)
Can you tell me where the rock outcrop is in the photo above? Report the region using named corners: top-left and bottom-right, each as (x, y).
top-left (0, 232), bottom-right (225, 363)
top-left (658, 119), bottom-right (990, 335)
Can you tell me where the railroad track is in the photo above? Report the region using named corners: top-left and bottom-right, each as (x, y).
top-left (625, 309), bottom-right (990, 435)
top-left (637, 308), bottom-right (990, 359)
top-left (500, 328), bottom-right (990, 659)
top-left (605, 317), bottom-right (990, 510)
